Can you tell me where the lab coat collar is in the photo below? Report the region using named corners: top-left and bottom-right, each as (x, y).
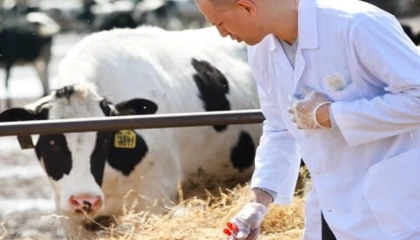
top-left (269, 0), bottom-right (318, 51)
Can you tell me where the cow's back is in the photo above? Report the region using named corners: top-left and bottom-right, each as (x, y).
top-left (56, 26), bottom-right (262, 193)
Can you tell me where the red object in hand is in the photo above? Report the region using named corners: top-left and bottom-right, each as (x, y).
top-left (223, 222), bottom-right (239, 237)
top-left (227, 222), bottom-right (239, 232)
top-left (223, 228), bottom-right (232, 236)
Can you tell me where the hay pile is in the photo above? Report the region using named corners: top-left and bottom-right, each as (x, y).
top-left (4, 184), bottom-right (306, 240)
top-left (91, 184), bottom-right (306, 240)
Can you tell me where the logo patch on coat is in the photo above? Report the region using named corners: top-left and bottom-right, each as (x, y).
top-left (325, 73), bottom-right (346, 92)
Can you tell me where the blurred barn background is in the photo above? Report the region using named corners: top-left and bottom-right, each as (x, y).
top-left (0, 0), bottom-right (211, 110)
top-left (0, 0), bottom-right (419, 239)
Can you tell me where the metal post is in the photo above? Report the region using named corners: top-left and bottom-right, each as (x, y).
top-left (0, 109), bottom-right (265, 137)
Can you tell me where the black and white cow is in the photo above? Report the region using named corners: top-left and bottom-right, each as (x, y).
top-left (79, 0), bottom-right (138, 32)
top-left (0, 26), bottom-right (266, 238)
top-left (0, 11), bottom-right (60, 108)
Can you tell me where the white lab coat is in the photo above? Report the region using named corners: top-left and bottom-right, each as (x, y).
top-left (248, 0), bottom-right (420, 239)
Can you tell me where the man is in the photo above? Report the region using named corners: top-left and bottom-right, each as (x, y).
top-left (194, 0), bottom-right (420, 239)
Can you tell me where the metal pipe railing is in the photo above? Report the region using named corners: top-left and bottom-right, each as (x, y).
top-left (0, 109), bottom-right (265, 137)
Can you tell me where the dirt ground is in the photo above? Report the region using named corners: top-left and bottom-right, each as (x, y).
top-left (0, 142), bottom-right (66, 240)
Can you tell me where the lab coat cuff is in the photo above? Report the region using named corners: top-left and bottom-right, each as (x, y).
top-left (329, 105), bottom-right (339, 130)
top-left (251, 187), bottom-right (278, 201)
top-left (330, 101), bottom-right (361, 147)
top-left (250, 181), bottom-right (293, 205)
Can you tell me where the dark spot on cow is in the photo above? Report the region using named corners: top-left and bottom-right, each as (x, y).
top-left (191, 58), bottom-right (231, 132)
top-left (97, 98), bottom-right (158, 176)
top-left (107, 130), bottom-right (148, 176)
top-left (35, 134), bottom-right (72, 181)
top-left (55, 85), bottom-right (75, 100)
top-left (230, 131), bottom-right (255, 171)
top-left (90, 132), bottom-right (111, 186)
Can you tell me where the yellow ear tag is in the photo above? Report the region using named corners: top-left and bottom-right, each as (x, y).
top-left (114, 130), bottom-right (137, 149)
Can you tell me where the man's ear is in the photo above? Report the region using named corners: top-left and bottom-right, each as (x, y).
top-left (0, 108), bottom-right (38, 122)
top-left (236, 0), bottom-right (257, 16)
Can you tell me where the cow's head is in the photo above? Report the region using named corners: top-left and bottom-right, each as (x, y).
top-left (0, 83), bottom-right (158, 217)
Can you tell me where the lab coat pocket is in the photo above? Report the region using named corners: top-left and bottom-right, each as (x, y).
top-left (326, 81), bottom-right (362, 102)
top-left (322, 73), bottom-right (361, 102)
top-left (364, 147), bottom-right (420, 236)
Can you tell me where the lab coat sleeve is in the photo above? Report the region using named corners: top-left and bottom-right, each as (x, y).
top-left (247, 50), bottom-right (301, 205)
top-left (331, 13), bottom-right (420, 147)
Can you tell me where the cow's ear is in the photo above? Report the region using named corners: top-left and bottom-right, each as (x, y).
top-left (115, 99), bottom-right (158, 116)
top-left (99, 99), bottom-right (119, 116)
top-left (0, 108), bottom-right (37, 122)
top-left (100, 98), bottom-right (158, 116)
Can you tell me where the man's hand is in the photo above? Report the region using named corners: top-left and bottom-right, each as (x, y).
top-left (223, 188), bottom-right (271, 239)
top-left (223, 202), bottom-right (267, 240)
top-left (288, 86), bottom-right (333, 129)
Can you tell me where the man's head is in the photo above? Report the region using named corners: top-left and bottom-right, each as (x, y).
top-left (195, 0), bottom-right (298, 45)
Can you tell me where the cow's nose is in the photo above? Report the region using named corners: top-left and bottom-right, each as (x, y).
top-left (69, 194), bottom-right (102, 214)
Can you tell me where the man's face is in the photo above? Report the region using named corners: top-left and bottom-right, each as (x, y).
top-left (195, 0), bottom-right (267, 45)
